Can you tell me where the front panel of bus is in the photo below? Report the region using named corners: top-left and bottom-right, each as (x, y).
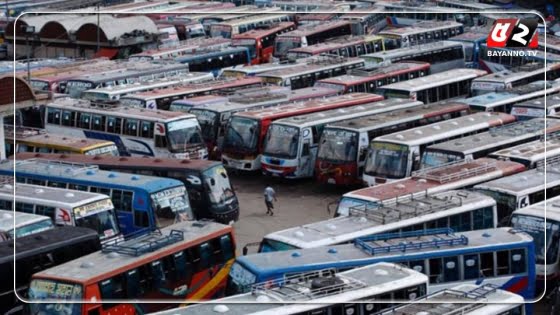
top-left (261, 124), bottom-right (304, 178)
top-left (222, 116), bottom-right (262, 171)
top-left (189, 108), bottom-right (221, 158)
top-left (315, 128), bottom-right (362, 185)
top-left (363, 141), bottom-right (413, 186)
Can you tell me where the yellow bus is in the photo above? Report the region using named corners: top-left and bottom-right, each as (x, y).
top-left (5, 126), bottom-right (119, 156)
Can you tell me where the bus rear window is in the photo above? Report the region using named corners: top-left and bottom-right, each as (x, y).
top-left (259, 238), bottom-right (298, 252)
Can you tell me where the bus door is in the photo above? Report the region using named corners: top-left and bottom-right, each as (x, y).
top-left (357, 132), bottom-right (369, 176)
top-left (184, 170), bottom-right (206, 218)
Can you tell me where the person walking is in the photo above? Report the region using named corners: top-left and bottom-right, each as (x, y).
top-left (264, 184), bottom-right (277, 216)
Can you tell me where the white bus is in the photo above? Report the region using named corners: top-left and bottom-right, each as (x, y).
top-left (221, 62), bottom-right (300, 78)
top-left (420, 119), bottom-right (559, 169)
top-left (382, 284), bottom-right (526, 315)
top-left (152, 262), bottom-right (428, 315)
top-left (378, 20), bottom-right (464, 49)
top-left (257, 190), bottom-right (497, 252)
top-left (489, 137), bottom-right (560, 169)
top-left (512, 94), bottom-right (560, 121)
top-left (362, 112), bottom-right (516, 186)
top-left (470, 63), bottom-right (560, 96)
top-left (209, 13), bottom-right (293, 38)
top-left (0, 182), bottom-right (122, 244)
top-left (377, 69), bottom-right (487, 104)
top-left (0, 209), bottom-right (54, 239)
top-left (44, 98), bottom-right (208, 160)
top-left (260, 98), bottom-right (422, 179)
top-left (510, 197), bottom-right (560, 292)
top-left (361, 41), bottom-right (465, 74)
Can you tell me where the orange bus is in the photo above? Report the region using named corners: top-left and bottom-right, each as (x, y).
top-left (28, 220), bottom-right (236, 314)
top-left (232, 22), bottom-right (296, 64)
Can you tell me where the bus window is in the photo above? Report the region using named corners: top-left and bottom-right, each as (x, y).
top-left (47, 108), bottom-right (61, 125)
top-left (443, 257), bottom-right (459, 282)
top-left (480, 252), bottom-right (495, 277)
top-left (124, 119), bottom-right (139, 137)
top-left (92, 115), bottom-right (105, 131)
top-left (199, 242), bottom-right (214, 269)
top-left (428, 258), bottom-right (443, 283)
top-left (220, 234), bottom-right (234, 261)
top-left (463, 254), bottom-right (479, 280)
top-left (125, 269), bottom-right (141, 298)
top-left (107, 117), bottom-right (122, 134)
top-left (510, 249), bottom-right (526, 274)
top-left (134, 210), bottom-right (150, 228)
top-left (78, 113), bottom-right (91, 129)
top-left (61, 111), bottom-right (74, 127)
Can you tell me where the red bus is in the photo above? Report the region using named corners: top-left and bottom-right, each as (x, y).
top-left (221, 93), bottom-right (384, 171)
top-left (314, 61), bottom-right (431, 94)
top-left (120, 77), bottom-right (265, 110)
top-left (286, 35), bottom-right (384, 60)
top-left (315, 101), bottom-right (470, 186)
top-left (28, 220), bottom-right (236, 314)
top-left (232, 22), bottom-right (296, 64)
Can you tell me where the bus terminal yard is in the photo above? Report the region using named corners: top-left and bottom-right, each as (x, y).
top-left (2, 2), bottom-right (560, 315)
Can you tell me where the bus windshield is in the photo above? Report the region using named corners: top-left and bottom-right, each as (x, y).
top-left (202, 165), bottom-right (235, 205)
top-left (84, 144), bottom-right (120, 156)
top-left (365, 142), bottom-right (409, 179)
top-left (317, 129), bottom-right (358, 162)
top-left (336, 196), bottom-right (378, 217)
top-left (28, 279), bottom-right (82, 315)
top-left (11, 218), bottom-right (53, 238)
top-left (232, 38), bottom-right (257, 58)
top-left (66, 80), bottom-right (95, 98)
top-left (120, 98), bottom-right (145, 108)
top-left (73, 199), bottom-right (119, 240)
top-left (420, 150), bottom-right (462, 169)
top-left (166, 119), bottom-right (204, 153)
top-left (260, 237), bottom-right (298, 252)
top-left (510, 214), bottom-right (560, 265)
top-left (190, 109), bottom-right (219, 143)
top-left (82, 91), bottom-right (112, 102)
top-left (314, 81), bottom-right (346, 93)
top-left (30, 80), bottom-right (49, 92)
top-left (228, 261), bottom-right (257, 294)
top-left (275, 37), bottom-right (301, 57)
top-left (223, 117), bottom-right (259, 153)
top-left (474, 189), bottom-right (517, 220)
top-left (150, 186), bottom-right (192, 219)
top-left (263, 124), bottom-right (299, 159)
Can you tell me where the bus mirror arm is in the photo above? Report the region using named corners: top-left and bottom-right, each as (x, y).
top-left (327, 199), bottom-right (340, 215)
top-left (242, 242), bottom-right (261, 256)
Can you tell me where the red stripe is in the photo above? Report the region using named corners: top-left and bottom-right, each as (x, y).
top-left (507, 276), bottom-right (528, 293)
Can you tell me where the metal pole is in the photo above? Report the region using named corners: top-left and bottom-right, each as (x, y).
top-left (96, 5), bottom-right (100, 52)
top-left (26, 33), bottom-right (30, 81)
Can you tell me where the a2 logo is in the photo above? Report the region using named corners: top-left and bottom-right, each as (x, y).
top-left (487, 18), bottom-right (539, 49)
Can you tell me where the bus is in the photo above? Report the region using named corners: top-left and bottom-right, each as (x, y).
top-left (231, 228), bottom-right (535, 298)
top-left (489, 137), bottom-right (560, 169)
top-left (383, 284), bottom-right (526, 315)
top-left (448, 30), bottom-right (488, 69)
top-left (0, 209), bottom-right (54, 239)
top-left (420, 119), bottom-right (559, 169)
top-left (189, 92), bottom-right (291, 160)
top-left (539, 34), bottom-right (560, 55)
top-left (209, 13), bottom-right (293, 38)
top-left (512, 94), bottom-right (560, 121)
top-left (361, 41), bottom-right (465, 74)
top-left (169, 95), bottom-right (229, 112)
top-left (0, 226), bottom-right (100, 315)
top-left (257, 56), bottom-right (364, 89)
top-left (176, 46), bottom-right (252, 77)
top-left (15, 153), bottom-right (240, 225)
top-left (153, 262), bottom-right (428, 315)
top-left (510, 197), bottom-right (560, 292)
top-left (314, 61), bottom-right (431, 94)
top-left (362, 112), bottom-right (516, 186)
top-left (378, 21), bottom-right (464, 49)
top-left (0, 181), bottom-right (122, 244)
top-left (376, 68), bottom-right (488, 104)
top-left (1, 159), bottom-right (192, 237)
top-left (64, 63), bottom-right (190, 98)
top-left (232, 22), bottom-right (296, 64)
top-left (45, 98), bottom-right (208, 159)
top-left (315, 101), bottom-right (470, 186)
top-left (256, 190), bottom-right (497, 252)
top-left (273, 21), bottom-right (354, 59)
top-left (474, 165), bottom-right (560, 224)
top-left (221, 93), bottom-right (384, 171)
top-left (335, 158), bottom-right (525, 217)
top-left (80, 72), bottom-right (215, 102)
top-left (120, 77), bottom-right (265, 110)
top-left (221, 62), bottom-right (300, 78)
top-left (471, 63), bottom-right (560, 96)
top-left (375, 1), bottom-right (459, 26)
top-left (28, 220), bottom-right (236, 314)
top-left (285, 35), bottom-right (384, 60)
top-left (261, 98), bottom-right (422, 179)
top-left (4, 125), bottom-right (120, 157)
top-left (479, 44), bottom-right (560, 73)
top-left (128, 37), bottom-right (232, 61)
top-left (339, 12), bottom-right (387, 34)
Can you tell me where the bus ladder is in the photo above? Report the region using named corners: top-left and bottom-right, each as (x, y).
top-left (102, 229), bottom-right (184, 257)
top-left (537, 155), bottom-right (560, 172)
top-left (353, 228), bottom-right (468, 256)
top-left (488, 120), bottom-right (547, 137)
top-left (411, 159), bottom-right (497, 184)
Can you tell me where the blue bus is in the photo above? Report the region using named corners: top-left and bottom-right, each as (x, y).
top-left (176, 46), bottom-right (251, 77)
top-left (449, 31), bottom-right (487, 69)
top-left (0, 159), bottom-right (192, 237)
top-left (229, 228), bottom-right (536, 302)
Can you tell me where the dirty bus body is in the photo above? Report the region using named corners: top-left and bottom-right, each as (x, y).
top-left (512, 94), bottom-right (560, 120)
top-left (362, 112), bottom-right (516, 187)
top-left (489, 137), bottom-right (560, 169)
top-left (222, 93), bottom-right (384, 171)
top-left (315, 101), bottom-right (469, 186)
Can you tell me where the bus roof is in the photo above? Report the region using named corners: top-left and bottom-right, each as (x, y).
top-left (277, 20), bottom-right (350, 37)
top-left (490, 138), bottom-right (560, 162)
top-left (131, 37), bottom-right (231, 57)
top-left (234, 93), bottom-right (383, 121)
top-left (448, 30), bottom-right (487, 42)
top-left (362, 41), bottom-right (462, 60)
top-left (264, 190), bottom-right (494, 248)
top-left (474, 166), bottom-right (560, 196)
top-left (378, 68), bottom-right (487, 93)
top-left (5, 127), bottom-right (116, 150)
top-left (318, 61), bottom-right (430, 86)
top-left (3, 159), bottom-right (184, 193)
top-left (194, 92), bottom-right (289, 114)
top-left (287, 35), bottom-right (380, 54)
top-left (47, 98), bottom-right (195, 122)
top-left (210, 13), bottom-right (290, 27)
top-left (374, 112), bottom-right (515, 146)
top-left (239, 228), bottom-right (531, 274)
top-left (159, 262), bottom-right (425, 314)
top-left (473, 63), bottom-right (559, 84)
top-left (175, 46), bottom-right (250, 62)
top-left (326, 101), bottom-right (467, 133)
top-left (257, 57), bottom-right (364, 79)
top-left (231, 22), bottom-right (295, 39)
top-left (346, 158), bottom-right (525, 202)
top-left (67, 62), bottom-right (188, 83)
top-left (460, 92), bottom-right (522, 107)
top-left (286, 86), bottom-right (339, 101)
top-left (512, 196), bottom-right (560, 222)
top-left (32, 220), bottom-right (231, 283)
top-left (378, 21), bottom-right (462, 36)
top-left (0, 209), bottom-right (52, 232)
top-left (514, 93), bottom-right (560, 110)
top-left (14, 153), bottom-right (223, 173)
top-left (424, 118), bottom-right (560, 156)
